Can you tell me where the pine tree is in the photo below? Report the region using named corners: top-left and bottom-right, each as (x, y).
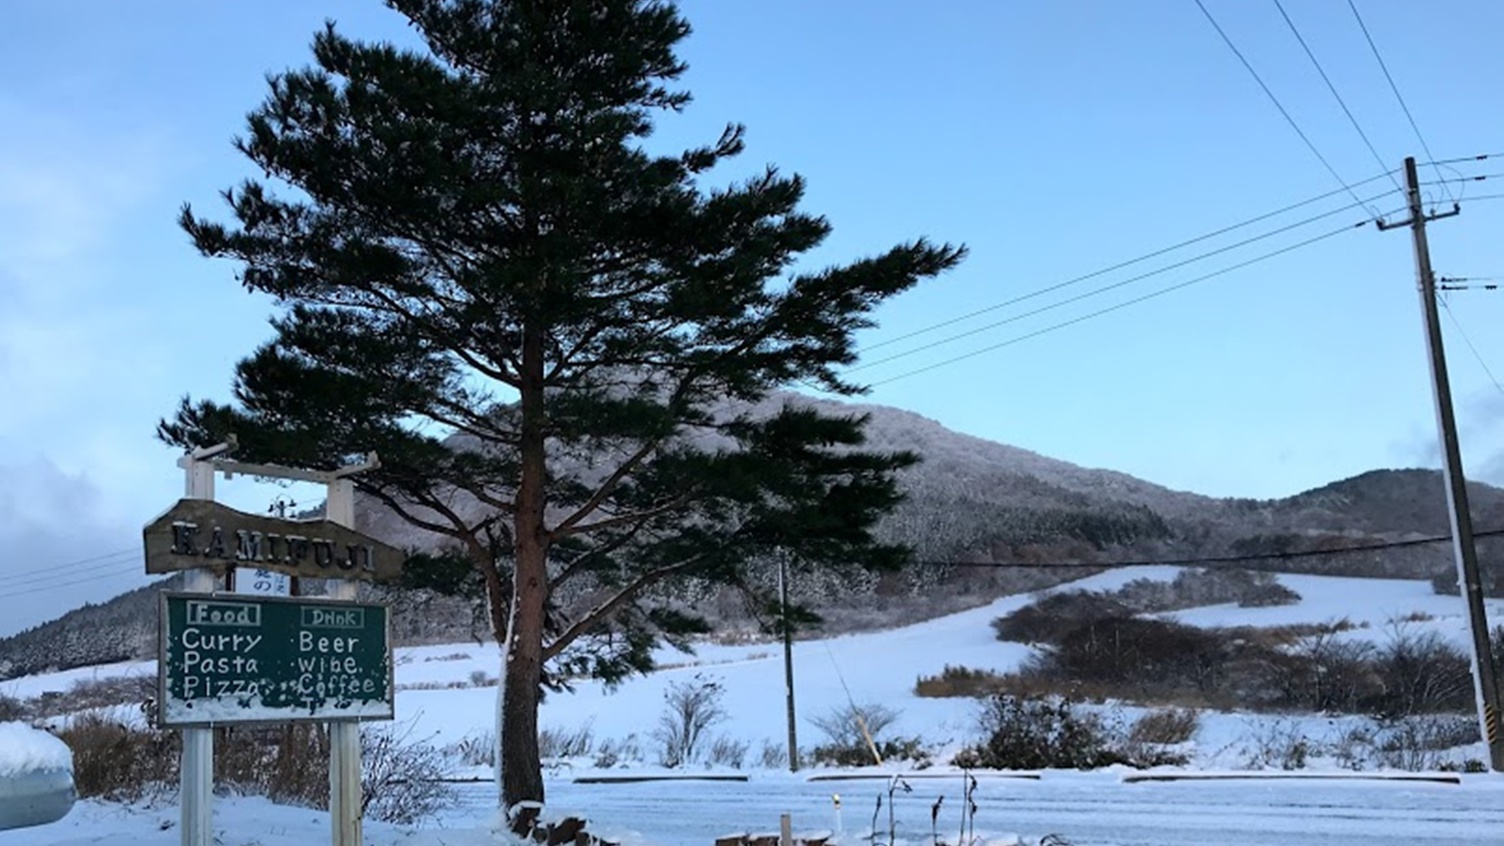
top-left (159, 0), bottom-right (964, 823)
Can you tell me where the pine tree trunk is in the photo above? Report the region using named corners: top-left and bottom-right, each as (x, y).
top-left (499, 555), bottom-right (546, 827)
top-left (501, 317), bottom-right (551, 829)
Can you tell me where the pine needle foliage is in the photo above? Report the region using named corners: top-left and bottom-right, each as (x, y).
top-left (158, 0), bottom-right (964, 819)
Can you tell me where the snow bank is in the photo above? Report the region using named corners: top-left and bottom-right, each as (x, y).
top-left (0, 722), bottom-right (73, 777)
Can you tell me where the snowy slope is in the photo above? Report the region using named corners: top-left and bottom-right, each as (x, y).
top-left (7, 570), bottom-right (1504, 845)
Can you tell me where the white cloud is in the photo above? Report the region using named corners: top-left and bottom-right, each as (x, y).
top-left (0, 457), bottom-right (149, 638)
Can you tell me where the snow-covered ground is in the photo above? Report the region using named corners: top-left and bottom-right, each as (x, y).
top-left (5, 569), bottom-right (1504, 845)
top-left (19, 770), bottom-right (1504, 846)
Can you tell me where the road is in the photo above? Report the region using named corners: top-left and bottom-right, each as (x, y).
top-left (449, 772), bottom-right (1504, 846)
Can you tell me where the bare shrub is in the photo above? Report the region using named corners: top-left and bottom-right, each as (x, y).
top-left (1283, 632), bottom-right (1378, 714)
top-left (704, 735), bottom-right (749, 769)
top-left (452, 731), bottom-right (495, 767)
top-left (955, 696), bottom-right (1155, 770)
top-left (914, 665), bottom-right (1008, 698)
top-left (1375, 715), bottom-right (1481, 771)
top-left (1332, 715), bottom-right (1480, 772)
top-left (1040, 616), bottom-right (1231, 702)
top-left (992, 591), bottom-right (1130, 644)
top-left (267, 724), bottom-right (330, 808)
top-left (1391, 611), bottom-right (1436, 624)
top-left (1333, 722), bottom-right (1376, 771)
top-left (807, 702), bottom-right (929, 767)
top-left (1129, 708), bottom-right (1199, 745)
top-left (593, 734), bottom-right (642, 768)
top-left (1115, 568), bottom-right (1300, 612)
top-left (809, 702), bottom-right (901, 751)
top-left (214, 727), bottom-right (275, 793)
top-left (539, 721), bottom-right (596, 760)
top-left (55, 714), bottom-right (336, 808)
top-left (757, 738), bottom-right (792, 769)
top-left (57, 714), bottom-right (178, 802)
top-left (0, 693), bottom-right (25, 721)
top-left (361, 723), bottom-right (459, 824)
top-left (50, 675), bottom-right (157, 716)
top-left (1240, 719), bottom-right (1311, 770)
top-left (1368, 625), bottom-right (1472, 717)
top-left (468, 669), bottom-right (496, 687)
top-left (652, 675), bottom-right (728, 767)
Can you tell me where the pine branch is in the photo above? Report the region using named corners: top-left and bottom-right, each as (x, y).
top-left (541, 554), bottom-right (707, 661)
top-left (550, 440), bottom-right (662, 536)
top-left (546, 522), bottom-right (649, 592)
top-left (551, 491), bottom-right (697, 539)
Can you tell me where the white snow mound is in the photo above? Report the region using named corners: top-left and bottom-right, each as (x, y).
top-left (0, 721), bottom-right (73, 777)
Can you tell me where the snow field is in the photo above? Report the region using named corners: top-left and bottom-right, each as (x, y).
top-left (6, 569), bottom-right (1504, 844)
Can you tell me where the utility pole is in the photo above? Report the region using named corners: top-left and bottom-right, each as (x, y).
top-left (778, 552), bottom-right (799, 772)
top-left (1380, 155), bottom-right (1504, 771)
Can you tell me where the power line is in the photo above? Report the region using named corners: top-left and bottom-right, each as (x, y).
top-left (863, 170), bottom-right (1399, 355)
top-left (0, 567), bottom-right (155, 602)
top-left (1439, 294), bottom-right (1504, 400)
top-left (3, 553), bottom-right (142, 590)
top-left (912, 526), bottom-right (1504, 570)
top-left (871, 215), bottom-right (1380, 386)
top-left (1272, 0), bottom-right (1401, 192)
top-left (854, 188), bottom-right (1399, 373)
top-left (1346, 0), bottom-right (1449, 200)
top-left (854, 167), bottom-right (1486, 362)
top-left (1429, 153), bottom-right (1504, 167)
top-left (6, 546), bottom-right (140, 575)
top-left (1193, 0), bottom-right (1370, 210)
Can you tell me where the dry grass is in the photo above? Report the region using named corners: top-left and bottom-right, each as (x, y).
top-left (914, 665), bottom-right (1010, 698)
top-left (1129, 708), bottom-right (1200, 745)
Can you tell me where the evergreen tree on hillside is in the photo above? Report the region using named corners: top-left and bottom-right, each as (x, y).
top-left (158, 0), bottom-right (963, 822)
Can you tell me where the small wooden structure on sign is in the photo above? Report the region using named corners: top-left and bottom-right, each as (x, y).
top-left (144, 498), bottom-right (405, 583)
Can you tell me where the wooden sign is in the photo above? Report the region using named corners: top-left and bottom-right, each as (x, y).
top-left (158, 593), bottom-right (393, 726)
top-left (144, 499), bottom-right (405, 583)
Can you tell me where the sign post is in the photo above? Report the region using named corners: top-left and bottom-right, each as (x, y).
top-left (326, 477), bottom-right (363, 846)
top-left (176, 442), bottom-right (230, 846)
top-left (150, 448), bottom-right (391, 846)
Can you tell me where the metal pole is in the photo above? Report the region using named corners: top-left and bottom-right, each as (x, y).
top-left (1396, 155), bottom-right (1504, 769)
top-left (326, 478), bottom-right (363, 846)
top-left (779, 553), bottom-right (798, 772)
top-left (178, 449), bottom-right (221, 846)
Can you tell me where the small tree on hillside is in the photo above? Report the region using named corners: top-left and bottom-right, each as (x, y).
top-left (157, 0), bottom-right (964, 826)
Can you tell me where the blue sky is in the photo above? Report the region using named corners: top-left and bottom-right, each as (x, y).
top-left (3, 0), bottom-right (1504, 636)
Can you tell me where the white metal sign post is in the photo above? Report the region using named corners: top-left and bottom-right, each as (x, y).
top-left (325, 476), bottom-right (362, 846)
top-left (161, 445), bottom-right (381, 846)
top-left (177, 442), bottom-right (231, 846)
